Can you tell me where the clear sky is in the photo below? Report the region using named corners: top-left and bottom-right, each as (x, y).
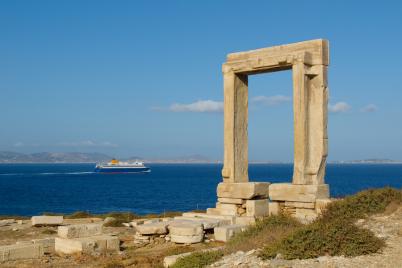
top-left (1, 0), bottom-right (402, 161)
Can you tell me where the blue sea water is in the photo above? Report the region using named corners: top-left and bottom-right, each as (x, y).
top-left (0, 163), bottom-right (401, 216)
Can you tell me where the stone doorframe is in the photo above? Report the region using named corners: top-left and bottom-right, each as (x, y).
top-left (221, 39), bottom-right (329, 186)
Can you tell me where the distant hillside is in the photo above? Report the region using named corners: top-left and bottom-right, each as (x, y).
top-left (0, 151), bottom-right (218, 164)
top-left (0, 151), bottom-right (112, 163)
top-left (331, 159), bottom-right (402, 164)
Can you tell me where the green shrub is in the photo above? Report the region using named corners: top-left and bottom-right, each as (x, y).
top-left (260, 220), bottom-right (384, 259)
top-left (225, 214), bottom-right (301, 253)
top-left (322, 187), bottom-right (402, 223)
top-left (259, 187), bottom-right (400, 260)
top-left (66, 211), bottom-right (93, 219)
top-left (171, 250), bottom-right (224, 268)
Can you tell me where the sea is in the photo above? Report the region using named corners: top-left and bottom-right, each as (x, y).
top-left (0, 163), bottom-right (401, 216)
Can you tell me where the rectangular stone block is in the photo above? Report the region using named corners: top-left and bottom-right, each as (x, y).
top-left (218, 197), bottom-right (245, 204)
top-left (0, 244), bottom-right (43, 261)
top-left (285, 201), bottom-right (315, 209)
top-left (32, 238), bottom-right (55, 254)
top-left (213, 225), bottom-right (246, 242)
top-left (136, 221), bottom-right (170, 235)
top-left (207, 207), bottom-right (238, 216)
top-left (0, 219), bottom-right (15, 227)
top-left (55, 235), bottom-right (119, 254)
top-left (268, 202), bottom-right (281, 216)
top-left (269, 183), bottom-right (329, 202)
top-left (246, 199), bottom-right (269, 217)
top-left (316, 198), bottom-right (332, 214)
top-left (217, 182), bottom-right (270, 199)
top-left (58, 223), bottom-right (103, 239)
top-left (295, 208), bottom-right (317, 224)
top-left (174, 216), bottom-right (228, 229)
top-left (31, 216), bottom-right (63, 226)
top-left (216, 203), bottom-right (239, 215)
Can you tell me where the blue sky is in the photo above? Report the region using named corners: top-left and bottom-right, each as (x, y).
top-left (1, 0), bottom-right (401, 161)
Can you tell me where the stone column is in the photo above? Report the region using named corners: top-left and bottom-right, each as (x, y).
top-left (222, 66), bottom-right (249, 183)
top-left (292, 61), bottom-right (328, 185)
top-left (306, 65), bottom-right (328, 185)
top-left (292, 60), bottom-right (309, 185)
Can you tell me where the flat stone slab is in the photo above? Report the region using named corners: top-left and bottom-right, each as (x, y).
top-left (130, 220), bottom-right (145, 227)
top-left (173, 216), bottom-right (227, 229)
top-left (182, 212), bottom-right (235, 224)
top-left (168, 220), bottom-right (203, 236)
top-left (214, 224), bottom-right (246, 242)
top-left (136, 221), bottom-right (170, 235)
top-left (31, 216), bottom-right (63, 226)
top-left (58, 223), bottom-right (103, 239)
top-left (217, 182), bottom-right (270, 199)
top-left (55, 235), bottom-right (119, 254)
top-left (32, 238), bottom-right (55, 254)
top-left (0, 219), bottom-right (15, 227)
top-left (0, 244), bottom-right (44, 261)
top-left (269, 183), bottom-right (329, 202)
top-left (170, 234), bottom-right (203, 244)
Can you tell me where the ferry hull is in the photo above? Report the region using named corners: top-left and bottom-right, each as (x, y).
top-left (95, 167), bottom-right (150, 173)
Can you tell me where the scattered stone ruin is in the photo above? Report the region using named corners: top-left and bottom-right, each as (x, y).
top-left (208, 39), bottom-right (331, 223)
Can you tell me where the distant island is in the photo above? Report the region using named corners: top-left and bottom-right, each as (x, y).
top-left (330, 159), bottom-right (402, 164)
top-left (0, 151), bottom-right (219, 164)
top-left (0, 151), bottom-right (400, 164)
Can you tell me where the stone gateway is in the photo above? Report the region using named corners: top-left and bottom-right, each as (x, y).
top-left (209, 39), bottom-right (331, 222)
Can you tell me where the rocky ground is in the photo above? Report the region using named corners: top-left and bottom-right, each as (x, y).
top-left (0, 217), bottom-right (220, 268)
top-left (209, 205), bottom-right (402, 268)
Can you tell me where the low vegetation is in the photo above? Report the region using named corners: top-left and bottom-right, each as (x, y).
top-left (259, 187), bottom-right (401, 260)
top-left (174, 187), bottom-right (401, 267)
top-left (225, 214), bottom-right (301, 253)
top-left (41, 228), bottom-right (57, 234)
top-left (171, 250), bottom-right (224, 268)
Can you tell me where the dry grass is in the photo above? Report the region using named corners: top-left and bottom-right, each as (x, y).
top-left (225, 214), bottom-right (301, 254)
top-left (259, 187), bottom-right (401, 260)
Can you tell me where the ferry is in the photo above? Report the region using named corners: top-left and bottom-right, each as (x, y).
top-left (95, 159), bottom-right (150, 173)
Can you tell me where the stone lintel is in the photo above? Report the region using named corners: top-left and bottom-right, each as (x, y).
top-left (217, 182), bottom-right (270, 199)
top-left (226, 39), bottom-right (329, 67)
top-left (269, 183), bottom-right (329, 202)
top-left (223, 52), bottom-right (315, 75)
